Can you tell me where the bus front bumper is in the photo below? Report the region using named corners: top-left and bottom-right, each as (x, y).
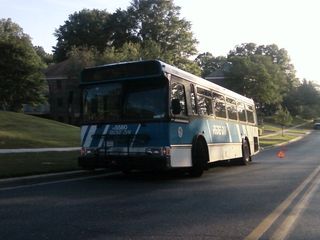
top-left (78, 154), bottom-right (171, 171)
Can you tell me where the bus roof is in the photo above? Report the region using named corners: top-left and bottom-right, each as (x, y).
top-left (158, 60), bottom-right (254, 105)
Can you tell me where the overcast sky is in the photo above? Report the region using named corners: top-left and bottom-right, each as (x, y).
top-left (1, 0), bottom-right (320, 82)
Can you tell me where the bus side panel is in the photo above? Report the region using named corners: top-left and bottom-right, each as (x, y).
top-left (244, 124), bottom-right (260, 154)
top-left (169, 118), bottom-right (257, 167)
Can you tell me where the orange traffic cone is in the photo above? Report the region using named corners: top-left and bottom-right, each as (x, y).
top-left (277, 150), bottom-right (286, 158)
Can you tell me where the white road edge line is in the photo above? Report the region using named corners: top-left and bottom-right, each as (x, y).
top-left (0, 172), bottom-right (120, 192)
top-left (244, 165), bottom-right (320, 240)
top-left (0, 170), bottom-right (86, 183)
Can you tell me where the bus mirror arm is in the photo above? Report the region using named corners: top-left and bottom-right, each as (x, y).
top-left (171, 99), bottom-right (181, 115)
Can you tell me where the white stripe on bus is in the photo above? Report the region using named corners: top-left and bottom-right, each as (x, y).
top-left (226, 123), bottom-right (232, 143)
top-left (206, 120), bottom-right (213, 142)
top-left (130, 124), bottom-right (141, 148)
top-left (236, 124), bottom-right (242, 142)
top-left (84, 125), bottom-right (97, 147)
top-left (81, 126), bottom-right (87, 146)
top-left (98, 125), bottom-right (110, 148)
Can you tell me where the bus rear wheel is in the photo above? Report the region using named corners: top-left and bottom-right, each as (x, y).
top-left (189, 139), bottom-right (208, 177)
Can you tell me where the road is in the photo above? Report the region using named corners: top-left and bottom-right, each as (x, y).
top-left (1, 131), bottom-right (320, 240)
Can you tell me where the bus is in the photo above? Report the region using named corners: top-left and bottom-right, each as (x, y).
top-left (78, 60), bottom-right (259, 177)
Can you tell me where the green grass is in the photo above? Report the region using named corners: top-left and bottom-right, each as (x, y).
top-left (0, 151), bottom-right (80, 178)
top-left (259, 118), bottom-right (310, 148)
top-left (0, 111), bottom-right (80, 148)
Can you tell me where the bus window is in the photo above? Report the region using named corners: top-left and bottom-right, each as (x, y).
top-left (226, 98), bottom-right (236, 105)
top-left (190, 84), bottom-right (197, 114)
top-left (212, 92), bottom-right (225, 101)
top-left (227, 104), bottom-right (238, 120)
top-left (197, 87), bottom-right (213, 116)
top-left (213, 92), bottom-right (226, 118)
top-left (171, 82), bottom-right (187, 116)
top-left (237, 102), bottom-right (247, 122)
top-left (246, 105), bottom-right (255, 123)
top-left (226, 97), bottom-right (238, 120)
top-left (83, 84), bottom-right (122, 122)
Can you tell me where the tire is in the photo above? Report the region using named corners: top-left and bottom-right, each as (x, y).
top-left (239, 140), bottom-right (251, 165)
top-left (189, 138), bottom-right (208, 177)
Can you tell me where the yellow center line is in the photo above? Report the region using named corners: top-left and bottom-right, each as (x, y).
top-left (270, 172), bottom-right (320, 240)
top-left (244, 165), bottom-right (320, 240)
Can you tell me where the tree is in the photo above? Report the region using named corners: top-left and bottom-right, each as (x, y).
top-left (34, 46), bottom-right (53, 65)
top-left (53, 1), bottom-right (200, 74)
top-left (53, 9), bottom-right (112, 61)
top-left (107, 9), bottom-right (139, 48)
top-left (128, 0), bottom-right (198, 66)
top-left (0, 18), bottom-right (46, 111)
top-left (229, 43), bottom-right (299, 92)
top-left (195, 52), bottom-right (227, 78)
top-left (225, 55), bottom-right (286, 112)
top-left (284, 79), bottom-right (320, 118)
top-left (273, 106), bottom-right (293, 136)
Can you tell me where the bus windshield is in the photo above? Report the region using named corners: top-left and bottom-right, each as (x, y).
top-left (82, 78), bottom-right (168, 123)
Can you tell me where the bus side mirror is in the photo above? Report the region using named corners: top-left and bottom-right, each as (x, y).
top-left (171, 99), bottom-right (181, 115)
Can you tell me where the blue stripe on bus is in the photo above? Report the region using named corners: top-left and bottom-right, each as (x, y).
top-left (169, 119), bottom-right (243, 145)
top-left (80, 119), bottom-right (250, 149)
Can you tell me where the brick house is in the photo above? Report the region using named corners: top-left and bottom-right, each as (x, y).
top-left (45, 60), bottom-right (81, 125)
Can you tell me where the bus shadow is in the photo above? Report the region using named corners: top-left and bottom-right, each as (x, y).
top-left (102, 159), bottom-right (251, 182)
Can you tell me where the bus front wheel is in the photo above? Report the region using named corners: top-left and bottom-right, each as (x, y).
top-left (189, 138), bottom-right (208, 177)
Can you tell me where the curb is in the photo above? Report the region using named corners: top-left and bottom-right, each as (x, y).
top-left (0, 147), bottom-right (80, 154)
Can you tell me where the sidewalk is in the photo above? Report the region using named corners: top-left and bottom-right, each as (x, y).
top-left (259, 121), bottom-right (311, 139)
top-left (0, 147), bottom-right (80, 154)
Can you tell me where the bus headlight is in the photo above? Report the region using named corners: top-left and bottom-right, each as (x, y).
top-left (80, 147), bottom-right (93, 156)
top-left (162, 146), bottom-right (171, 156)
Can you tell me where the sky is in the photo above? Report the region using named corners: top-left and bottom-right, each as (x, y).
top-left (1, 0), bottom-right (320, 82)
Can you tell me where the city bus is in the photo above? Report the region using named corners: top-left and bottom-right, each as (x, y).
top-left (78, 60), bottom-right (259, 177)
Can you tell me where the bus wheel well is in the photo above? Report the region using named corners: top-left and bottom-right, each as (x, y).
top-left (192, 135), bottom-right (209, 162)
top-left (240, 137), bottom-right (251, 164)
top-left (244, 137), bottom-right (252, 156)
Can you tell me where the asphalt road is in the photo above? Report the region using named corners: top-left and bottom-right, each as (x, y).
top-left (1, 131), bottom-right (320, 240)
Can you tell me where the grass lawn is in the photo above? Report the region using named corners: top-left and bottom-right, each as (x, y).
top-left (0, 151), bottom-right (80, 178)
top-left (0, 111), bottom-right (80, 148)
